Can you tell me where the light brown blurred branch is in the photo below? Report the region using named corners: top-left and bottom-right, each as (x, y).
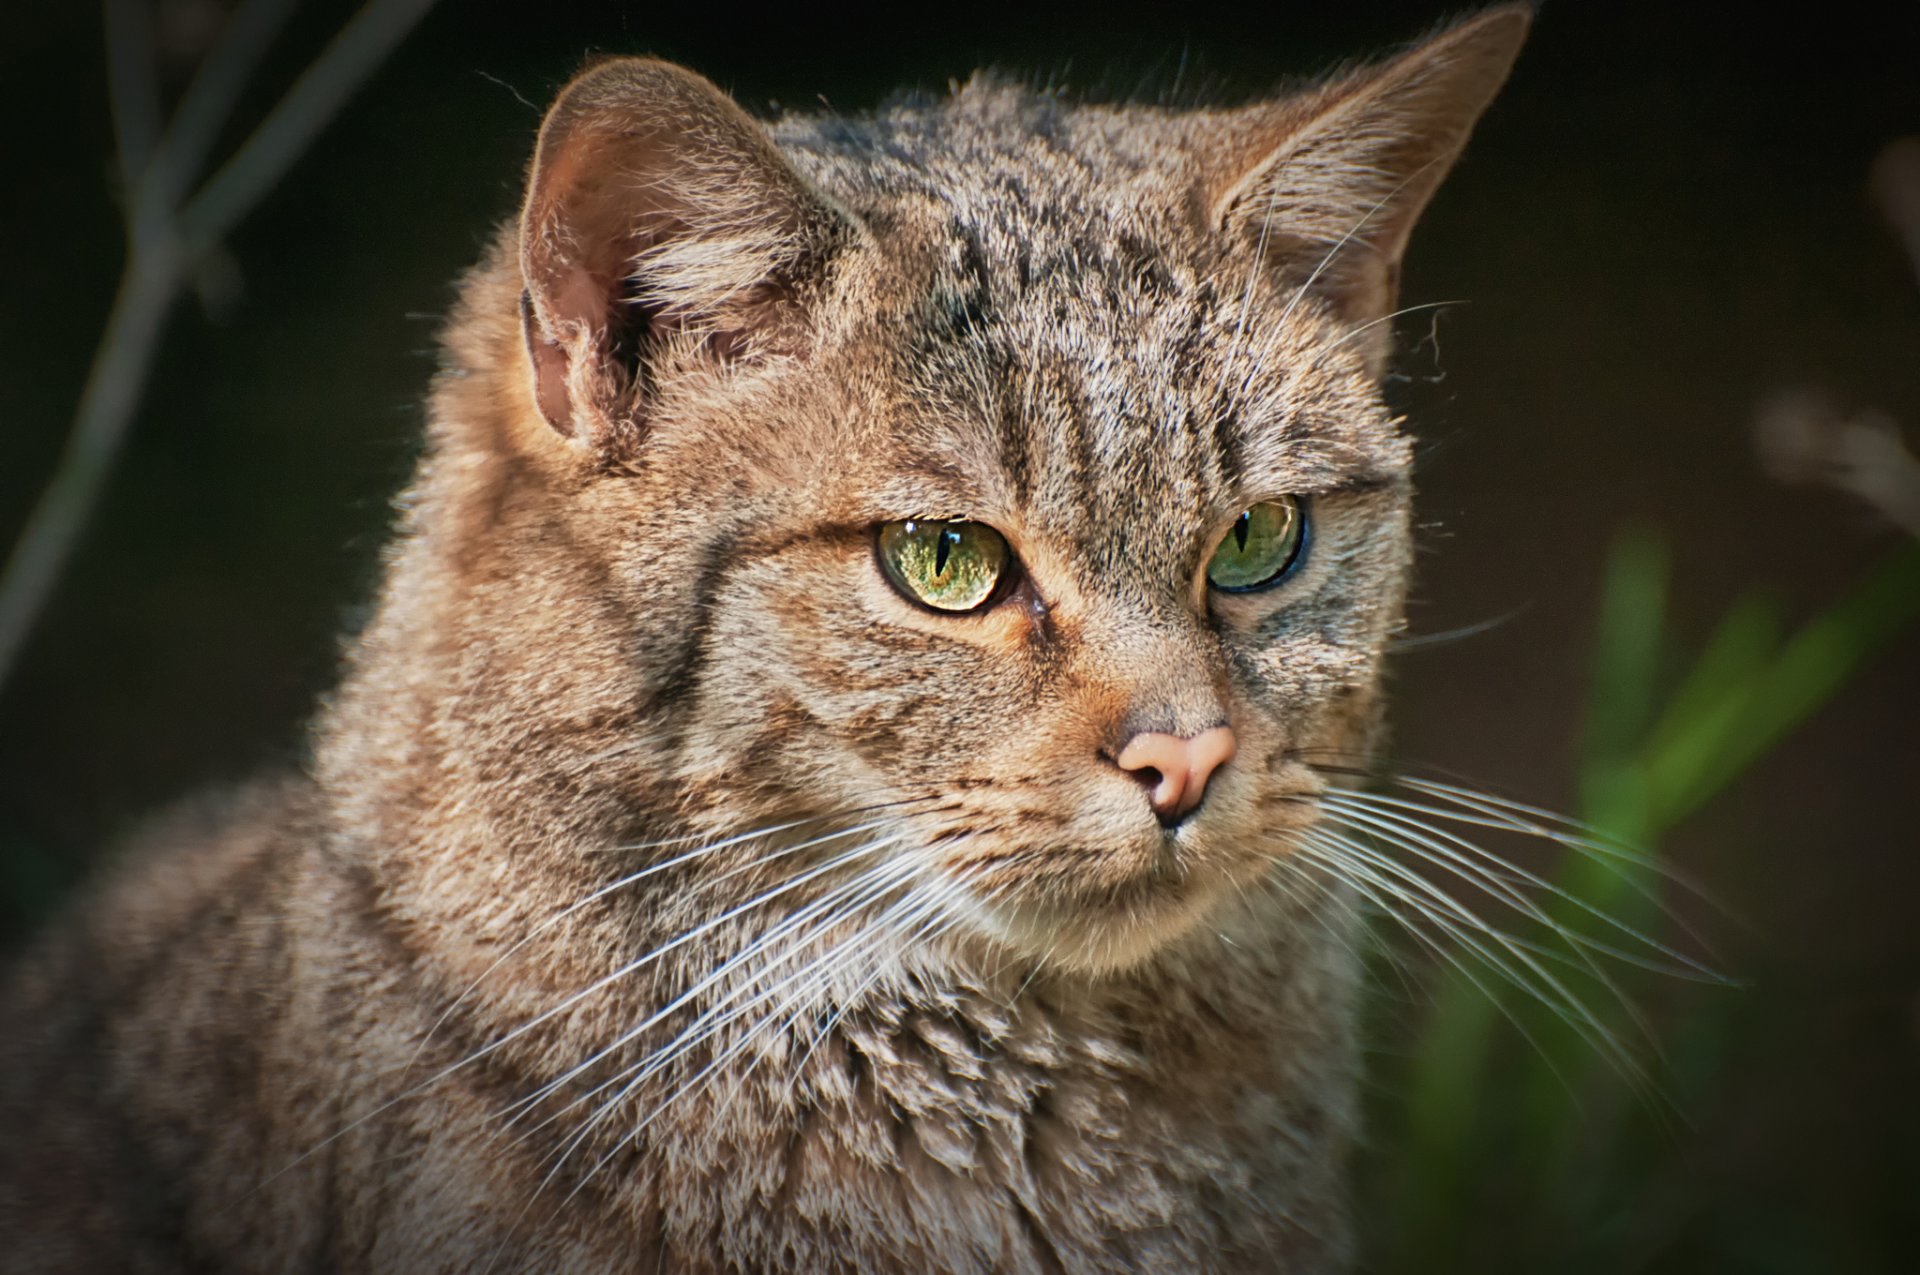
top-left (1753, 137), bottom-right (1920, 541)
top-left (0, 0), bottom-right (438, 695)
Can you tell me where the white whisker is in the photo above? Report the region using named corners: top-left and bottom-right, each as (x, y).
top-left (473, 848), bottom-right (935, 1272)
top-left (1288, 835), bottom-right (1579, 1094)
top-left (1296, 829), bottom-right (1656, 1098)
top-left (402, 808), bottom-right (924, 1079)
top-left (273, 813), bottom-right (930, 1194)
top-left (552, 873), bottom-right (949, 1205)
top-left (499, 837), bottom-right (921, 1128)
top-left (1304, 299), bottom-right (1463, 363)
top-left (1325, 791), bottom-right (1723, 983)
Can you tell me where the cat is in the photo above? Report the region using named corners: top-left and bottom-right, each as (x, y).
top-left (0, 7), bottom-right (1529, 1272)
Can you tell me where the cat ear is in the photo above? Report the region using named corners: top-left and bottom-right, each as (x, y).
top-left (518, 58), bottom-right (855, 446)
top-left (1208, 4), bottom-right (1530, 375)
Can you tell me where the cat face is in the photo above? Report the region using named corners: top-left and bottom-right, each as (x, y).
top-left (465, 15), bottom-right (1524, 976)
top-left (640, 148), bottom-right (1412, 971)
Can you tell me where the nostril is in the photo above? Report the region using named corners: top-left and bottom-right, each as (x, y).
top-left (1112, 726), bottom-right (1236, 823)
top-left (1112, 732), bottom-right (1194, 820)
top-left (1100, 751), bottom-right (1167, 801)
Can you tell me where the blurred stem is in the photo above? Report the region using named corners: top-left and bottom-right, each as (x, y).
top-left (1573, 525), bottom-right (1669, 851)
top-left (181, 0), bottom-right (440, 247)
top-left (0, 0), bottom-right (438, 697)
top-left (103, 0), bottom-right (162, 209)
top-left (136, 0), bottom-right (306, 229)
top-left (0, 250), bottom-right (182, 686)
top-left (1643, 542), bottom-right (1920, 828)
top-left (1516, 531), bottom-right (1678, 1246)
top-left (1387, 982), bottom-right (1503, 1271)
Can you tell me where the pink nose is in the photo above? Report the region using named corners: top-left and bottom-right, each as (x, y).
top-left (1115, 726), bottom-right (1237, 821)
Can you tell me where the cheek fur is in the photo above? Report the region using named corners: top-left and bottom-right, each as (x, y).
top-left (687, 544), bottom-right (1056, 798)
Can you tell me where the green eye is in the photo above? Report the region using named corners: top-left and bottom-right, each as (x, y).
top-left (877, 519), bottom-right (1011, 612)
top-left (1206, 497), bottom-right (1306, 593)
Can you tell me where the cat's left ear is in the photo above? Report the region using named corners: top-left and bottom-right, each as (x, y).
top-left (1208, 4), bottom-right (1530, 376)
top-left (518, 58), bottom-right (858, 451)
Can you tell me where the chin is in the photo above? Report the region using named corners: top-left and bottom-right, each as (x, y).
top-left (954, 860), bottom-right (1249, 977)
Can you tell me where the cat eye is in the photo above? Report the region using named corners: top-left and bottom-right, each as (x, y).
top-left (877, 519), bottom-right (1011, 612)
top-left (1206, 497), bottom-right (1306, 593)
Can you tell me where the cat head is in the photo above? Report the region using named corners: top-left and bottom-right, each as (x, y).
top-left (349, 7), bottom-right (1528, 980)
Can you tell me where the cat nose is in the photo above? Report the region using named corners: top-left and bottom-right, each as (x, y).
top-left (1114, 726), bottom-right (1237, 824)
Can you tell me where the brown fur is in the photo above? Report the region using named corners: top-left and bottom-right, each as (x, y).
top-left (0, 9), bottom-right (1527, 1272)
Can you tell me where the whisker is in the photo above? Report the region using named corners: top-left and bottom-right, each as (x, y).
top-left (526, 843), bottom-right (949, 1150)
top-left (403, 803), bottom-right (938, 1079)
top-left (552, 874), bottom-right (949, 1206)
top-left (1283, 751), bottom-right (1728, 939)
top-left (1320, 794), bottom-right (1722, 985)
top-left (1214, 158), bottom-right (1286, 403)
top-left (786, 882), bottom-right (958, 1080)
top-left (578, 793), bottom-right (945, 856)
top-left (1380, 778), bottom-right (1734, 955)
top-left (498, 838), bottom-right (922, 1129)
top-left (1304, 299), bottom-right (1465, 364)
top-left (1394, 777), bottom-right (1719, 897)
top-left (1302, 834), bottom-right (1660, 1105)
top-left (1296, 829), bottom-right (1657, 1098)
top-left (473, 855), bottom-right (934, 1273)
top-left (1288, 834), bottom-right (1582, 1097)
top-left (429, 825), bottom-right (904, 1082)
top-left (1256, 857), bottom-right (1409, 999)
top-left (1386, 610), bottom-right (1521, 653)
top-left (265, 810), bottom-right (936, 1194)
top-left (1219, 159), bottom-right (1445, 424)
top-left (713, 876), bottom-right (965, 1127)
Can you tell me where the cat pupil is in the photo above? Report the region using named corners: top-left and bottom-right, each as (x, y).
top-left (1233, 512), bottom-right (1251, 553)
top-left (935, 527), bottom-right (955, 575)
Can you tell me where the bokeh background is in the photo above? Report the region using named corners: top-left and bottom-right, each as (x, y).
top-left (3, 2), bottom-right (1917, 1269)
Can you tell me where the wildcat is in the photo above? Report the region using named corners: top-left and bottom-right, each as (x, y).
top-left (0, 7), bottom-right (1528, 1271)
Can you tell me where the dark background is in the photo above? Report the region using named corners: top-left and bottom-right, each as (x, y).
top-left (3, 1), bottom-right (1917, 1269)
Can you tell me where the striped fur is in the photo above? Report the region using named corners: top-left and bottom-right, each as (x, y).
top-left (0, 9), bottom-right (1528, 1272)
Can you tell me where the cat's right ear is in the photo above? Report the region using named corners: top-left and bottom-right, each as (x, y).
top-left (1206, 4), bottom-right (1530, 377)
top-left (518, 58), bottom-right (856, 450)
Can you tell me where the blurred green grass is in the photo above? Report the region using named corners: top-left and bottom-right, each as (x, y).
top-left (1366, 528), bottom-right (1920, 1272)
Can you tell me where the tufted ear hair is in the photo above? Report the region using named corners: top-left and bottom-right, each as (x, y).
top-left (518, 58), bottom-right (856, 449)
top-left (1208, 4), bottom-right (1530, 376)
